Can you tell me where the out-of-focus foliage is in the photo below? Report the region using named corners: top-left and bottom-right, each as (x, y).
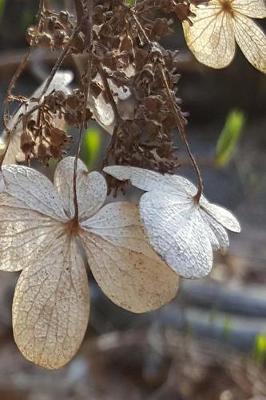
top-left (215, 110), bottom-right (245, 167)
top-left (0, 0), bottom-right (5, 18)
top-left (81, 127), bottom-right (101, 169)
top-left (254, 333), bottom-right (266, 363)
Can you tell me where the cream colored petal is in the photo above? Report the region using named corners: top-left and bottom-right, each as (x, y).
top-left (232, 0), bottom-right (266, 18)
top-left (201, 201), bottom-right (241, 232)
top-left (233, 14), bottom-right (266, 73)
top-left (0, 193), bottom-right (64, 271)
top-left (13, 235), bottom-right (90, 369)
top-left (104, 165), bottom-right (196, 197)
top-left (89, 73), bottom-right (132, 135)
top-left (2, 71), bottom-right (73, 165)
top-left (200, 209), bottom-right (230, 251)
top-left (33, 71), bottom-right (73, 98)
top-left (80, 202), bottom-right (179, 313)
top-left (54, 157), bottom-right (107, 220)
top-left (140, 191), bottom-right (213, 278)
top-left (2, 165), bottom-right (67, 221)
top-left (182, 4), bottom-right (235, 68)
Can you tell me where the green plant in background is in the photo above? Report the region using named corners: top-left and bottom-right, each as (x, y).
top-left (254, 333), bottom-right (266, 364)
top-left (215, 110), bottom-right (246, 167)
top-left (125, 0), bottom-right (135, 6)
top-left (0, 0), bottom-right (5, 19)
top-left (81, 126), bottom-right (101, 169)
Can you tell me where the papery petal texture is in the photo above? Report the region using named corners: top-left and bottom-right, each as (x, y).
top-left (140, 192), bottom-right (213, 278)
top-left (0, 193), bottom-right (64, 271)
top-left (232, 0), bottom-right (266, 18)
top-left (233, 14), bottom-right (266, 73)
top-left (80, 202), bottom-right (179, 312)
top-left (54, 157), bottom-right (107, 220)
top-left (201, 201), bottom-right (241, 232)
top-left (183, 3), bottom-right (236, 69)
top-left (2, 165), bottom-right (67, 221)
top-left (13, 235), bottom-right (90, 369)
top-left (105, 165), bottom-right (241, 279)
top-left (200, 210), bottom-right (230, 251)
top-left (104, 165), bottom-right (196, 196)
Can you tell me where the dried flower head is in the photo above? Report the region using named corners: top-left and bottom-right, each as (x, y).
top-left (104, 166), bottom-right (241, 278)
top-left (1, 71), bottom-right (73, 165)
top-left (183, 0), bottom-right (266, 73)
top-left (0, 157), bottom-right (178, 369)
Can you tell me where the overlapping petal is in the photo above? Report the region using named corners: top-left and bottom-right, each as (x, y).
top-left (182, 0), bottom-right (266, 72)
top-left (54, 157), bottom-right (107, 220)
top-left (104, 165), bottom-right (196, 197)
top-left (140, 191), bottom-right (213, 278)
top-left (2, 165), bottom-right (67, 220)
top-left (0, 193), bottom-right (64, 271)
top-left (104, 166), bottom-right (241, 279)
top-left (13, 234), bottom-right (90, 369)
top-left (201, 201), bottom-right (241, 232)
top-left (200, 211), bottom-right (229, 251)
top-left (233, 14), bottom-right (266, 73)
top-left (232, 0), bottom-right (266, 18)
top-left (80, 202), bottom-right (179, 312)
top-left (183, 3), bottom-right (236, 69)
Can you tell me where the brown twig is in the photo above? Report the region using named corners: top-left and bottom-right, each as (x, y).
top-left (130, 10), bottom-right (204, 201)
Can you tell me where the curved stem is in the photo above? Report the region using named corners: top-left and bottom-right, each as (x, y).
top-left (73, 0), bottom-right (94, 220)
top-left (130, 10), bottom-right (203, 202)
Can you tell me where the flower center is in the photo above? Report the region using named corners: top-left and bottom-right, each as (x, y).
top-left (64, 218), bottom-right (80, 236)
top-left (219, 0), bottom-right (234, 16)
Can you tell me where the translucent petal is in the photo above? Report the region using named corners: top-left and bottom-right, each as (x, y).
top-left (33, 71), bottom-right (73, 99)
top-left (89, 73), bottom-right (132, 135)
top-left (80, 202), bottom-right (179, 313)
top-left (232, 0), bottom-right (266, 18)
top-left (2, 165), bottom-right (67, 221)
top-left (201, 201), bottom-right (241, 232)
top-left (233, 14), bottom-right (266, 73)
top-left (0, 193), bottom-right (64, 271)
top-left (182, 4), bottom-right (236, 69)
top-left (140, 191), bottom-right (213, 278)
top-left (13, 235), bottom-right (90, 369)
top-left (200, 209), bottom-right (230, 251)
top-left (2, 71), bottom-right (73, 165)
top-left (104, 165), bottom-right (196, 197)
top-left (54, 157), bottom-right (107, 220)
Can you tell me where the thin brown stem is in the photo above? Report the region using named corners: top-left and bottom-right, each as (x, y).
top-left (130, 10), bottom-right (203, 201)
top-left (97, 61), bottom-right (123, 167)
top-left (159, 67), bottom-right (203, 202)
top-left (73, 0), bottom-right (94, 220)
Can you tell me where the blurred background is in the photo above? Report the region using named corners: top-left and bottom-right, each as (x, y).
top-left (0, 1), bottom-right (266, 399)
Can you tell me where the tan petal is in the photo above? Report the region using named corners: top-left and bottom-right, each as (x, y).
top-left (54, 157), bottom-right (107, 220)
top-left (13, 235), bottom-right (90, 369)
top-left (182, 3), bottom-right (235, 68)
top-left (233, 14), bottom-right (266, 73)
top-left (0, 193), bottom-right (63, 271)
top-left (79, 202), bottom-right (179, 313)
top-left (232, 0), bottom-right (266, 18)
top-left (2, 164), bottom-right (67, 221)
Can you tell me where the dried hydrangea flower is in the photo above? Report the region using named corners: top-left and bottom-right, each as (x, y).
top-left (0, 71), bottom-right (73, 165)
top-left (104, 166), bottom-right (241, 279)
top-left (0, 157), bottom-right (178, 369)
top-left (182, 0), bottom-right (266, 73)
